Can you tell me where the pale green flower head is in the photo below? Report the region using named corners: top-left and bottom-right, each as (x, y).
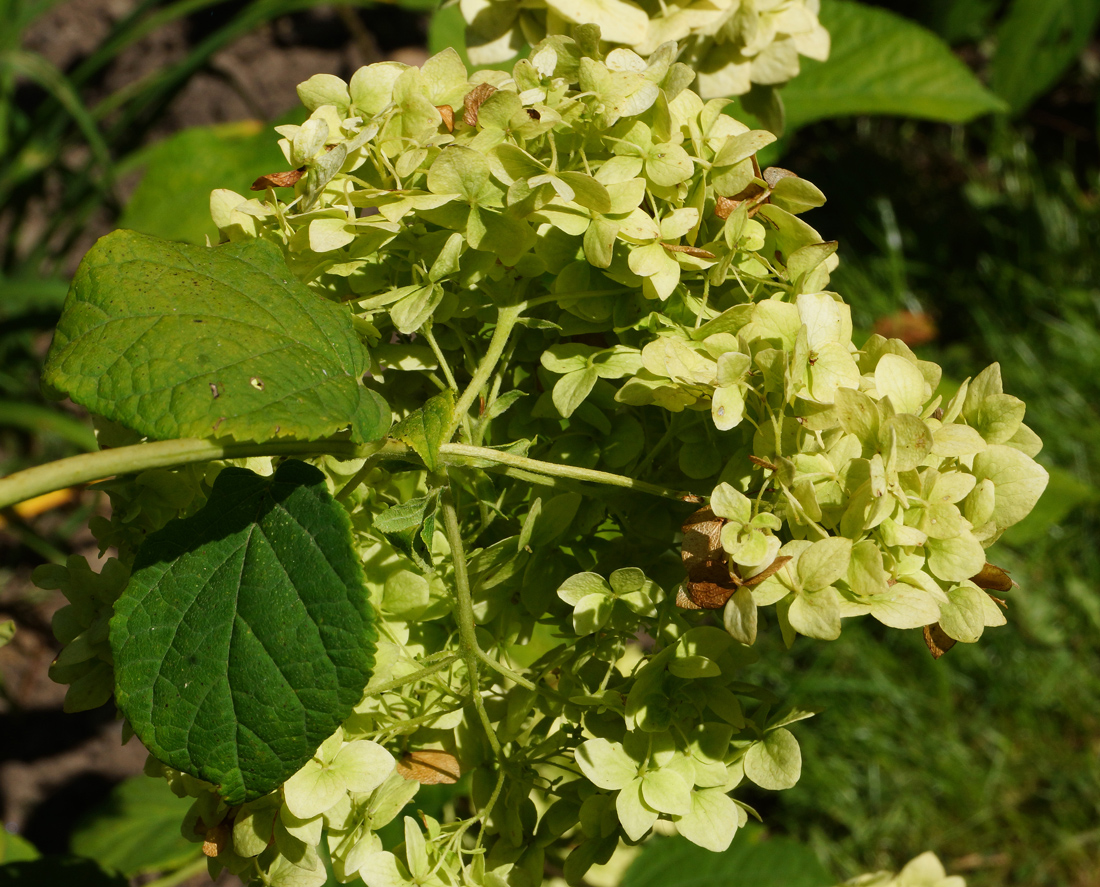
top-left (459, 0), bottom-right (829, 102)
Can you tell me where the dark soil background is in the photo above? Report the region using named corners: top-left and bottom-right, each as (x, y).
top-left (1, 3), bottom-right (428, 881)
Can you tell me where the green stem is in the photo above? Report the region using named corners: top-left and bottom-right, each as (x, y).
top-left (0, 438), bottom-right (375, 510)
top-left (361, 654), bottom-right (459, 698)
top-left (439, 443), bottom-right (693, 502)
top-left (445, 303), bottom-right (524, 442)
top-left (439, 480), bottom-right (505, 760)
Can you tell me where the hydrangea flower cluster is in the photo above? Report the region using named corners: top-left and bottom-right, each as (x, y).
top-left (458, 0), bottom-right (829, 100)
top-left (34, 33), bottom-right (1036, 887)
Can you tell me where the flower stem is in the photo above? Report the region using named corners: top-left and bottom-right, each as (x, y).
top-left (445, 302), bottom-right (524, 443)
top-left (0, 437), bottom-right (374, 510)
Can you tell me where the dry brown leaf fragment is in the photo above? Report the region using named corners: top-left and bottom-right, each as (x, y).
top-left (250, 168), bottom-right (305, 191)
top-left (396, 750), bottom-right (462, 785)
top-left (748, 454), bottom-right (778, 471)
top-left (463, 83), bottom-right (497, 127)
top-left (202, 821), bottom-right (232, 858)
top-left (923, 623), bottom-right (956, 659)
top-left (969, 562), bottom-right (1016, 593)
top-left (437, 105), bottom-right (455, 132)
top-left (662, 243), bottom-right (717, 259)
top-left (740, 555), bottom-right (791, 588)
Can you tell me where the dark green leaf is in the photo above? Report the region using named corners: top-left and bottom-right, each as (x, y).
top-left (390, 389), bottom-right (455, 472)
top-left (45, 230), bottom-right (389, 444)
top-left (622, 830), bottom-right (832, 887)
top-left (0, 857), bottom-right (127, 887)
top-left (70, 776), bottom-right (199, 877)
top-left (111, 460), bottom-right (376, 805)
top-left (781, 0), bottom-right (1007, 130)
top-left (990, 0), bottom-right (1100, 114)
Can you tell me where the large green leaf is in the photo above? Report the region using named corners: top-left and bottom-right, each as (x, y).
top-left (989, 0), bottom-right (1100, 114)
top-left (111, 460), bottom-right (377, 805)
top-left (622, 829), bottom-right (832, 887)
top-left (70, 776), bottom-right (199, 877)
top-left (781, 0), bottom-right (1007, 130)
top-left (44, 230), bottom-right (389, 444)
top-left (119, 120), bottom-right (294, 246)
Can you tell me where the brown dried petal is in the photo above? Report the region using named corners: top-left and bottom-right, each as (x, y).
top-left (762, 166), bottom-right (798, 188)
top-left (463, 82), bottom-right (497, 127)
top-left (715, 196), bottom-right (739, 220)
top-left (923, 623), bottom-right (956, 659)
top-left (969, 562), bottom-right (1016, 593)
top-left (681, 507), bottom-right (725, 572)
top-left (437, 105), bottom-right (454, 132)
top-left (396, 750), bottom-right (461, 785)
top-left (676, 584), bottom-right (704, 610)
top-left (251, 168), bottom-right (305, 191)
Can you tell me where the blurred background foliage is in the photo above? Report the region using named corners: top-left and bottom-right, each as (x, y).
top-left (2, 1), bottom-right (1100, 886)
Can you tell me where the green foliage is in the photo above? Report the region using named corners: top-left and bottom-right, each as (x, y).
top-left (44, 231), bottom-right (389, 445)
top-left (0, 833), bottom-right (38, 865)
top-left (989, 0), bottom-right (1100, 114)
top-left (4, 19), bottom-right (1050, 887)
top-left (623, 827), bottom-right (833, 887)
top-left (780, 0), bottom-right (1006, 129)
top-left (70, 776), bottom-right (200, 877)
top-left (112, 460), bottom-right (377, 805)
top-left (120, 120), bottom-right (297, 246)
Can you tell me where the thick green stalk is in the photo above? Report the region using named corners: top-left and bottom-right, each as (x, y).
top-left (0, 437), bottom-right (371, 509)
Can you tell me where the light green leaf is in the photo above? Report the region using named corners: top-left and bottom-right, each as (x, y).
top-left (553, 367), bottom-right (600, 418)
top-left (111, 461), bottom-right (376, 805)
top-left (577, 738), bottom-right (637, 791)
top-left (0, 619), bottom-right (14, 648)
top-left (284, 757), bottom-right (346, 819)
top-left (673, 788), bottom-right (740, 852)
top-left (45, 231), bottom-right (389, 444)
top-left (743, 728), bottom-right (801, 791)
top-left (938, 583), bottom-right (988, 643)
top-left (875, 353), bottom-right (927, 415)
top-left (787, 589), bottom-right (842, 640)
top-left (797, 537), bottom-right (852, 591)
top-left (866, 583), bottom-right (941, 629)
top-left (641, 769), bottom-right (692, 815)
top-left (926, 532), bottom-right (987, 582)
top-left (723, 587), bottom-right (758, 645)
top-left (971, 445), bottom-right (1050, 528)
top-left (574, 592), bottom-right (614, 635)
top-left (781, 0), bottom-right (1007, 129)
top-left (616, 778), bottom-right (659, 841)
